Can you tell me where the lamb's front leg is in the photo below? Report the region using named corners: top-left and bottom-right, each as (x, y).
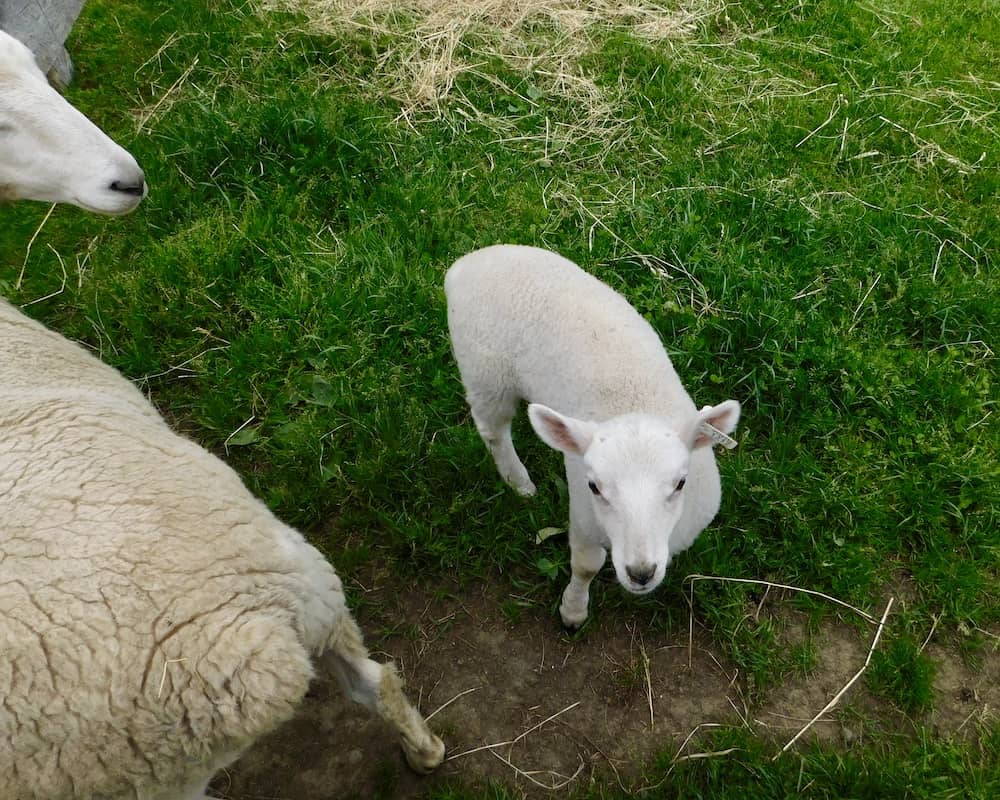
top-left (560, 538), bottom-right (606, 630)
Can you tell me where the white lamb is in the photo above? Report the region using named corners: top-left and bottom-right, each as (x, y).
top-left (446, 245), bottom-right (741, 628)
top-left (0, 297), bottom-right (445, 799)
top-left (0, 27), bottom-right (146, 214)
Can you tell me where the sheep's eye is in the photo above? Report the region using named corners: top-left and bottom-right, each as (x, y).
top-left (675, 478), bottom-right (687, 492)
top-left (588, 480), bottom-right (601, 496)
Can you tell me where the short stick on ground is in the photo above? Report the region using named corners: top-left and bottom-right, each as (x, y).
top-left (16, 203), bottom-right (56, 290)
top-left (23, 243), bottom-right (68, 307)
top-left (672, 746), bottom-right (740, 763)
top-left (774, 596), bottom-right (895, 759)
top-left (918, 614), bottom-right (939, 654)
top-left (426, 686), bottom-right (479, 720)
top-left (641, 638), bottom-right (654, 728)
top-left (137, 57), bottom-right (200, 132)
top-left (684, 574), bottom-right (878, 624)
top-left (637, 722), bottom-right (729, 794)
top-left (510, 701), bottom-right (582, 748)
top-left (445, 700), bottom-right (581, 762)
top-left (489, 749), bottom-right (585, 791)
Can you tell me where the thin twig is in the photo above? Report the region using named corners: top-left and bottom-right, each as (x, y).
top-left (955, 706), bottom-right (983, 734)
top-left (918, 614), bottom-right (939, 654)
top-left (640, 636), bottom-right (654, 728)
top-left (22, 244), bottom-right (68, 306)
top-left (636, 722), bottom-right (729, 794)
top-left (688, 578), bottom-right (696, 669)
top-left (223, 415), bottom-right (256, 452)
top-left (137, 57), bottom-right (200, 132)
top-left (849, 274), bottom-right (881, 330)
top-left (445, 700), bottom-right (581, 762)
top-left (156, 657), bottom-right (188, 699)
top-left (16, 204), bottom-right (57, 289)
top-left (510, 701), bottom-right (582, 747)
top-left (489, 749), bottom-right (585, 791)
top-left (139, 345), bottom-right (231, 383)
top-left (672, 722), bottom-right (726, 763)
top-left (446, 739), bottom-right (515, 762)
top-left (684, 575), bottom-right (877, 624)
top-left (426, 686), bottom-right (479, 720)
top-left (673, 747), bottom-right (740, 763)
top-left (971, 625), bottom-right (1000, 643)
top-left (774, 597), bottom-right (894, 758)
top-left (796, 94), bottom-right (845, 148)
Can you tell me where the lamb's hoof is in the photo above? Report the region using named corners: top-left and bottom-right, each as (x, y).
top-left (403, 733), bottom-right (445, 774)
top-left (514, 479), bottom-right (537, 498)
top-left (501, 466), bottom-right (535, 497)
top-left (559, 606), bottom-right (587, 631)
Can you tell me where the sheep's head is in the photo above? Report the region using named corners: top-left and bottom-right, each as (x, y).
top-left (528, 401), bottom-right (740, 594)
top-left (0, 29), bottom-right (146, 214)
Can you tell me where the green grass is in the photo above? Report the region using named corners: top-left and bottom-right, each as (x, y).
top-left (2, 0), bottom-right (997, 793)
top-left (426, 726), bottom-right (1000, 799)
top-left (868, 632), bottom-right (937, 714)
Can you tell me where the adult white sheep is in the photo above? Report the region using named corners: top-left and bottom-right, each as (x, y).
top-left (0, 297), bottom-right (445, 799)
top-left (0, 27), bottom-right (146, 214)
top-left (446, 245), bottom-right (741, 629)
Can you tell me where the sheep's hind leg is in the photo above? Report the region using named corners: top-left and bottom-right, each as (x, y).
top-left (560, 540), bottom-right (607, 630)
top-left (468, 391), bottom-right (535, 496)
top-left (327, 615), bottom-right (445, 773)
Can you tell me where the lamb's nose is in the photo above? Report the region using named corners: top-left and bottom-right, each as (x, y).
top-left (109, 178), bottom-right (146, 197)
top-left (626, 564), bottom-right (655, 586)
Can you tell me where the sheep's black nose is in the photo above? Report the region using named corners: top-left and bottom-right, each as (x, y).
top-left (109, 179), bottom-right (146, 197)
top-left (626, 564), bottom-right (655, 586)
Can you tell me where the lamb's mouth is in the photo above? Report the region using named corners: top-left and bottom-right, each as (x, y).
top-left (624, 581), bottom-right (658, 595)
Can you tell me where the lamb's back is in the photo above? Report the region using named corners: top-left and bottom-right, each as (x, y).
top-left (446, 245), bottom-right (694, 420)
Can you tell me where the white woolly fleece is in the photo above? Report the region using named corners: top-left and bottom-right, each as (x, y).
top-left (0, 300), bottom-right (344, 800)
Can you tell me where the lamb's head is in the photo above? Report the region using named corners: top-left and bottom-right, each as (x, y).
top-left (0, 29), bottom-right (146, 214)
top-left (528, 401), bottom-right (740, 594)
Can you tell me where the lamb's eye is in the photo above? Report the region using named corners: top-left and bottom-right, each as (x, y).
top-left (588, 480), bottom-right (601, 496)
top-left (675, 478), bottom-right (687, 492)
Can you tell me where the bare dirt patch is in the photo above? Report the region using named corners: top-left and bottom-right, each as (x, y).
top-left (214, 571), bottom-right (998, 799)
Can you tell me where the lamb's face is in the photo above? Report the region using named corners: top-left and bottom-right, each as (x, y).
top-left (581, 415), bottom-right (690, 594)
top-left (0, 30), bottom-right (146, 214)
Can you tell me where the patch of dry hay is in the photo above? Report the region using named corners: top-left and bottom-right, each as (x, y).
top-left (260, 0), bottom-right (722, 139)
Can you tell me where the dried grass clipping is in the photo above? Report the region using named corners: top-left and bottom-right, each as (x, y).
top-left (259, 0), bottom-right (721, 130)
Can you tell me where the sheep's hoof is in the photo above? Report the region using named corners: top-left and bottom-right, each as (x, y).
top-left (402, 733), bottom-right (445, 774)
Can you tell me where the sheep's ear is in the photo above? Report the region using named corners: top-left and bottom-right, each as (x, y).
top-left (689, 400), bottom-right (741, 450)
top-left (527, 404), bottom-right (596, 456)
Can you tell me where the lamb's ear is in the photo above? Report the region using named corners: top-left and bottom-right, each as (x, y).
top-left (527, 404), bottom-right (596, 456)
top-left (689, 400), bottom-right (741, 450)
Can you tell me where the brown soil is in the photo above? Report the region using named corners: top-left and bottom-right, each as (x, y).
top-left (212, 572), bottom-right (998, 800)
